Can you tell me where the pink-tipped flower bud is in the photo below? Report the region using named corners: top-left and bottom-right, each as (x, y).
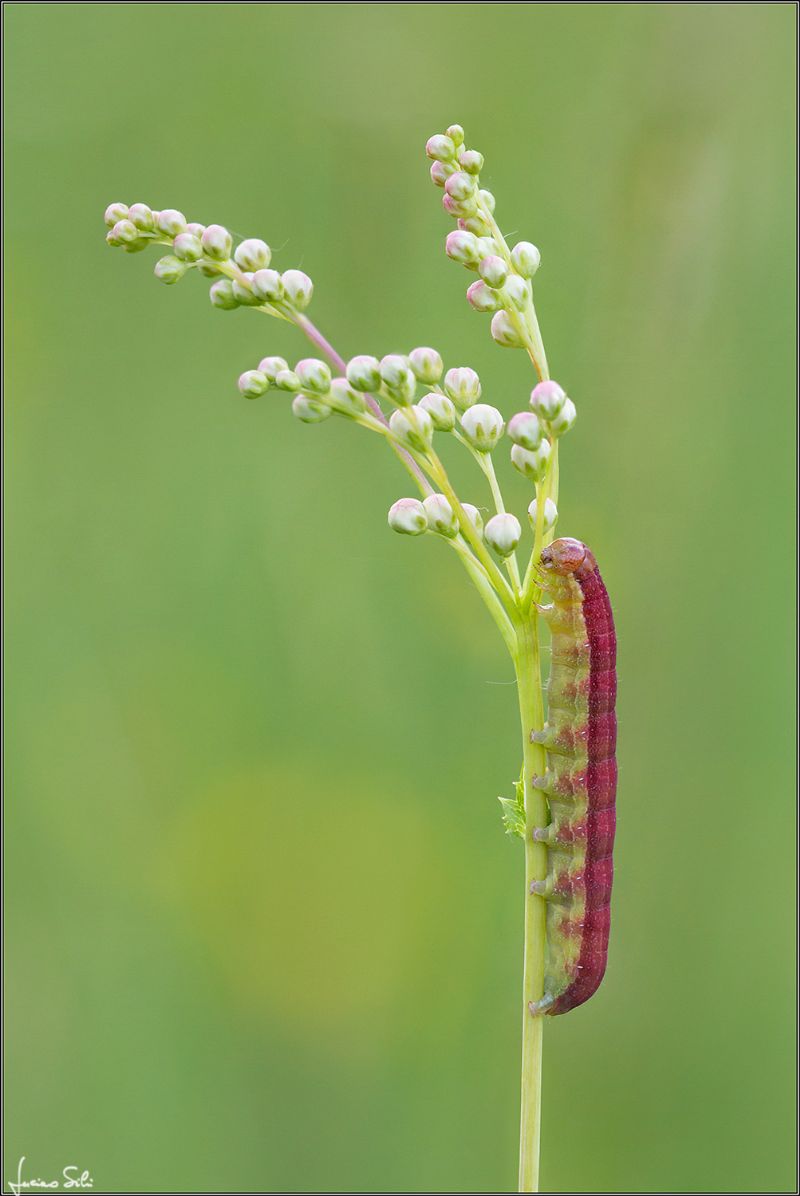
top-left (234, 238), bottom-right (271, 271)
top-left (530, 380), bottom-right (567, 420)
top-left (425, 133), bottom-right (456, 162)
top-left (507, 411), bottom-right (543, 451)
top-left (408, 347), bottom-right (443, 385)
top-left (104, 202), bottom-right (129, 228)
top-left (202, 224), bottom-right (233, 261)
top-left (511, 241), bottom-right (541, 278)
top-left (443, 367), bottom-right (481, 410)
top-left (238, 369), bottom-right (269, 399)
top-left (156, 209), bottom-right (187, 237)
top-left (478, 255), bottom-right (509, 290)
top-left (446, 229), bottom-right (480, 268)
top-left (466, 280), bottom-right (503, 313)
top-left (458, 149), bottom-right (484, 175)
top-left (444, 171), bottom-right (477, 203)
top-left (490, 310), bottom-right (525, 348)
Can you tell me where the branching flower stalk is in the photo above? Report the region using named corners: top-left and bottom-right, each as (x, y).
top-left (103, 122), bottom-right (580, 1193)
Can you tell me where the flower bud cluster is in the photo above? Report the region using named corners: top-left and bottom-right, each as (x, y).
top-left (388, 492), bottom-right (484, 542)
top-left (234, 354), bottom-right (367, 427)
top-left (103, 202), bottom-right (314, 315)
top-left (424, 127), bottom-right (542, 352)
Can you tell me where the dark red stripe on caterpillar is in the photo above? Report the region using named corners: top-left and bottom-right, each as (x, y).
top-left (528, 537), bottom-right (617, 1016)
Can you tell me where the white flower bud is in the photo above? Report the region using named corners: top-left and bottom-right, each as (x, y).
top-left (380, 356), bottom-right (416, 403)
top-left (442, 192), bottom-right (474, 219)
top-left (156, 209), bottom-right (186, 237)
top-left (445, 171), bottom-right (477, 203)
top-left (443, 366), bottom-right (481, 410)
top-left (292, 394), bottom-right (331, 423)
top-left (234, 238), bottom-right (271, 271)
top-left (458, 214), bottom-right (492, 237)
top-left (238, 369), bottom-right (269, 399)
top-left (172, 232), bottom-right (203, 261)
top-left (503, 275), bottom-right (530, 310)
top-left (426, 134), bottom-right (456, 162)
top-left (445, 229), bottom-right (480, 267)
top-left (478, 189), bottom-right (496, 213)
top-left (408, 346), bottom-right (443, 384)
top-left (466, 280), bottom-right (503, 313)
top-left (389, 405), bottom-right (433, 453)
top-left (186, 222), bottom-right (206, 238)
top-left (329, 377), bottom-right (366, 414)
top-left (418, 391), bottom-right (456, 432)
top-left (458, 148), bottom-right (484, 175)
top-left (507, 411), bottom-right (543, 451)
top-left (258, 356), bottom-right (289, 381)
top-left (128, 203), bottom-right (155, 231)
top-left (547, 397), bottom-right (577, 437)
top-left (275, 369), bottom-right (302, 392)
top-left (201, 223), bottom-right (233, 261)
top-left (232, 273), bottom-right (260, 306)
top-left (490, 310), bottom-right (525, 348)
top-left (251, 268), bottom-right (284, 302)
top-left (485, 513), bottom-right (521, 558)
top-left (423, 493), bottom-right (458, 538)
top-left (209, 279), bottom-right (239, 310)
top-left (461, 503), bottom-right (484, 537)
top-left (388, 498), bottom-right (428, 536)
top-left (154, 255), bottom-right (187, 285)
top-left (476, 237), bottom-right (498, 258)
top-left (430, 161), bottom-right (450, 188)
top-left (346, 355), bottom-right (382, 392)
top-left (478, 255), bottom-right (508, 289)
top-left (281, 269), bottom-right (313, 310)
top-left (511, 440), bottom-right (552, 482)
top-left (446, 124), bottom-right (465, 147)
top-left (460, 403), bottom-right (505, 452)
top-left (111, 219), bottom-right (138, 244)
top-left (511, 241), bottom-right (541, 278)
top-left (527, 497), bottom-right (558, 532)
top-left (104, 202), bottom-right (129, 228)
top-left (530, 380), bottom-right (566, 420)
top-left (295, 358), bottom-right (331, 395)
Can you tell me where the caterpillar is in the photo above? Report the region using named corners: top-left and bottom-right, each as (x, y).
top-left (529, 537), bottom-right (617, 1016)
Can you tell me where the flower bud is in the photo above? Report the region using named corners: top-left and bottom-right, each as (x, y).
top-left (209, 279), bottom-right (239, 310)
top-left (154, 255), bottom-right (187, 284)
top-left (234, 238), bottom-right (271, 271)
top-left (485, 513), bottom-right (521, 557)
top-left (478, 189), bottom-right (496, 213)
top-left (346, 355), bottom-right (382, 392)
top-left (275, 369), bottom-right (302, 392)
top-left (443, 366), bottom-right (481, 410)
top-left (238, 369), bottom-right (269, 399)
top-left (281, 269), bottom-right (313, 310)
top-left (408, 346), bottom-right (443, 384)
top-left (128, 203), bottom-right (155, 231)
top-left (232, 274), bottom-right (260, 306)
top-left (546, 397), bottom-right (577, 437)
top-left (507, 411), bottom-right (543, 451)
top-left (478, 255), bottom-right (508, 289)
top-left (442, 193), bottom-right (473, 219)
top-left (388, 498), bottom-right (428, 536)
top-left (490, 310), bottom-right (525, 348)
top-left (446, 124), bottom-right (465, 147)
top-left (172, 232), bottom-right (203, 262)
top-left (426, 134), bottom-right (456, 162)
top-left (329, 377), bottom-right (366, 414)
top-left (104, 202), bottom-right (129, 227)
top-left (466, 280), bottom-right (503, 313)
top-left (461, 503), bottom-right (484, 537)
top-left (460, 403), bottom-right (505, 452)
top-left (258, 356), bottom-right (289, 381)
top-left (292, 394), bottom-right (331, 423)
top-left (430, 161), bottom-right (450, 188)
top-left (389, 405), bottom-right (433, 453)
top-left (444, 171), bottom-right (477, 203)
top-left (458, 149), bottom-right (484, 174)
top-left (527, 497), bottom-right (558, 532)
top-left (530, 380), bottom-right (567, 420)
top-left (156, 209), bottom-right (186, 237)
top-left (380, 356), bottom-right (416, 403)
top-left (503, 275), bottom-right (529, 310)
top-left (251, 268), bottom-right (284, 302)
top-left (423, 493), bottom-right (458, 538)
top-left (202, 223), bottom-right (233, 261)
top-left (186, 222), bottom-right (206, 238)
top-left (445, 229), bottom-right (480, 268)
top-left (458, 214), bottom-right (492, 237)
top-left (418, 391), bottom-right (456, 432)
top-left (511, 440), bottom-right (552, 482)
top-left (511, 241), bottom-right (541, 278)
top-left (111, 219), bottom-right (138, 244)
top-left (295, 358), bottom-right (331, 395)
top-left (122, 239), bottom-right (151, 254)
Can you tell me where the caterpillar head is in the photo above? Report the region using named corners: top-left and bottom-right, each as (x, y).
top-left (540, 537), bottom-right (587, 574)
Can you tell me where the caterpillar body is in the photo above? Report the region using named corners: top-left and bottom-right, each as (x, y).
top-left (529, 537), bottom-right (617, 1016)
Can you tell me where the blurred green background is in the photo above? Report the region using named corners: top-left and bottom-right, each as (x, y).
top-left (4, 4), bottom-right (796, 1192)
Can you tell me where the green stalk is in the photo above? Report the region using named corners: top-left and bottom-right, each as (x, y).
top-left (514, 614), bottom-right (549, 1193)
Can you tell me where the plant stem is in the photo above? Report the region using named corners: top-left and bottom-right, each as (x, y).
top-left (514, 614), bottom-right (549, 1193)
